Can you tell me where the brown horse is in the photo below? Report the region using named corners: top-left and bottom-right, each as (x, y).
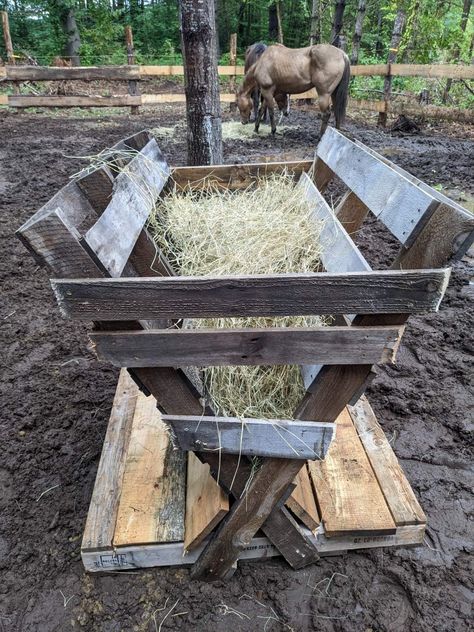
top-left (237, 43), bottom-right (350, 139)
top-left (245, 42), bottom-right (289, 123)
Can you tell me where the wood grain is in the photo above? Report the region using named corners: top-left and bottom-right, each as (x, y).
top-left (52, 269), bottom-right (451, 320)
top-left (82, 370), bottom-right (138, 550)
top-left (163, 415), bottom-right (335, 460)
top-left (335, 190), bottom-right (370, 236)
top-left (348, 397), bottom-right (426, 526)
top-left (317, 127), bottom-right (440, 245)
top-left (113, 390), bottom-right (186, 546)
top-left (308, 407), bottom-right (396, 536)
top-left (184, 453), bottom-right (229, 552)
top-left (286, 466), bottom-right (320, 531)
top-left (90, 325), bottom-right (403, 367)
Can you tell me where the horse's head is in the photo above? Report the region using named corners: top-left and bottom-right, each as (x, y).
top-left (275, 92), bottom-right (290, 117)
top-left (237, 89), bottom-right (253, 125)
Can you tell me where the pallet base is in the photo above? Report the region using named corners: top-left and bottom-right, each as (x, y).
top-left (81, 370), bottom-right (426, 572)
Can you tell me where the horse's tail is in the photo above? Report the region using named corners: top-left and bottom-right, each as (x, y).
top-left (332, 54), bottom-right (350, 128)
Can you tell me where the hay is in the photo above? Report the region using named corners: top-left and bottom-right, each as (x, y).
top-left (149, 173), bottom-right (327, 420)
top-left (221, 121), bottom-right (294, 140)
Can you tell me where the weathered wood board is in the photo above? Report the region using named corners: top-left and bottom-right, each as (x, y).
top-left (163, 415), bottom-right (335, 460)
top-left (308, 408), bottom-right (397, 537)
top-left (113, 390), bottom-right (186, 546)
top-left (184, 453), bottom-right (229, 552)
top-left (90, 325), bottom-right (403, 367)
top-left (52, 269), bottom-right (450, 320)
top-left (286, 466), bottom-right (320, 531)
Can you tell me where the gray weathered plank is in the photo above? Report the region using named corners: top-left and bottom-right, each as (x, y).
top-left (82, 138), bottom-right (170, 276)
top-left (51, 269), bottom-right (451, 320)
top-left (317, 127), bottom-right (440, 245)
top-left (163, 415), bottom-right (335, 460)
top-left (90, 325), bottom-right (403, 367)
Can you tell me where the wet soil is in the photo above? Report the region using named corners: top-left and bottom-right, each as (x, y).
top-left (0, 104), bottom-right (473, 632)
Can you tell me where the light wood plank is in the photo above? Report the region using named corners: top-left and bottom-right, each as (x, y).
top-left (286, 466), bottom-right (320, 531)
top-left (390, 63), bottom-right (474, 79)
top-left (5, 64), bottom-right (140, 81)
top-left (52, 269), bottom-right (451, 321)
top-left (317, 127), bottom-right (440, 245)
top-left (90, 325), bottom-right (403, 368)
top-left (171, 160), bottom-right (313, 191)
top-left (7, 95), bottom-right (142, 108)
top-left (113, 391), bottom-right (186, 546)
top-left (184, 453), bottom-right (229, 552)
top-left (308, 408), bottom-right (396, 537)
top-left (349, 396), bottom-right (425, 526)
top-left (82, 369), bottom-right (138, 550)
top-left (82, 139), bottom-right (170, 277)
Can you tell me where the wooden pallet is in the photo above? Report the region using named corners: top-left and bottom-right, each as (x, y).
top-left (81, 369), bottom-right (425, 572)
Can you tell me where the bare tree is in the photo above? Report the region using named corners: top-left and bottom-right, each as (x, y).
top-left (443, 0), bottom-right (472, 102)
top-left (330, 0), bottom-right (346, 48)
top-left (350, 0), bottom-right (366, 64)
top-left (179, 0), bottom-right (223, 165)
top-left (378, 8), bottom-right (406, 126)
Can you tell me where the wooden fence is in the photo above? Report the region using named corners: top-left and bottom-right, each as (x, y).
top-left (0, 62), bottom-right (473, 123)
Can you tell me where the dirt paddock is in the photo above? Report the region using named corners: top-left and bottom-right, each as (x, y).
top-left (0, 104), bottom-right (473, 632)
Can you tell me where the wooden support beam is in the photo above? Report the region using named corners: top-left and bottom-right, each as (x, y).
top-left (4, 64), bottom-right (140, 81)
top-left (52, 269), bottom-right (451, 321)
top-left (335, 190), bottom-right (370, 236)
top-left (163, 415), bottom-right (335, 460)
top-left (125, 25), bottom-right (140, 115)
top-left (90, 325), bottom-right (403, 368)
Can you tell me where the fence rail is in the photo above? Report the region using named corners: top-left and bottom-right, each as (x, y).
top-left (0, 63), bottom-right (473, 123)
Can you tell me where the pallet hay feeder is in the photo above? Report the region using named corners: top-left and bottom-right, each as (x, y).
top-left (17, 129), bottom-right (474, 580)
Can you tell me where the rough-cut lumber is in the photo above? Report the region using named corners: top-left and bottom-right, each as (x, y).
top-left (317, 128), bottom-right (441, 245)
top-left (390, 63), bottom-right (474, 79)
top-left (163, 415), bottom-right (335, 460)
top-left (90, 325), bottom-right (403, 368)
top-left (308, 408), bottom-right (396, 536)
top-left (7, 95), bottom-right (142, 108)
top-left (171, 160), bottom-right (313, 191)
top-left (113, 391), bottom-right (186, 546)
top-left (52, 269), bottom-right (450, 321)
top-left (335, 190), bottom-right (370, 236)
top-left (4, 64), bottom-right (140, 81)
top-left (298, 173), bottom-right (371, 273)
top-left (184, 453), bottom-right (229, 552)
top-left (82, 370), bottom-right (138, 550)
top-left (190, 457), bottom-right (305, 580)
top-left (348, 397), bottom-right (426, 526)
top-left (389, 101), bottom-right (474, 124)
top-left (351, 64), bottom-right (389, 76)
top-left (286, 466), bottom-right (320, 531)
top-left (81, 139), bottom-right (170, 277)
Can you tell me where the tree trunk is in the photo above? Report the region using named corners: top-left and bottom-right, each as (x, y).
top-left (276, 0), bottom-right (283, 44)
top-left (60, 7), bottom-right (81, 66)
top-left (378, 8), bottom-right (406, 127)
top-left (350, 0), bottom-right (366, 64)
top-left (269, 2), bottom-right (278, 40)
top-left (330, 0), bottom-right (346, 48)
top-left (310, 0), bottom-right (321, 45)
top-left (179, 0), bottom-right (223, 166)
top-left (443, 0), bottom-right (472, 102)
top-left (375, 8), bottom-right (383, 57)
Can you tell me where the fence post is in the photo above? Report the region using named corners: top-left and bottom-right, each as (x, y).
top-left (378, 8), bottom-right (406, 127)
top-left (1, 11), bottom-right (20, 96)
top-left (125, 25), bottom-right (139, 115)
top-left (229, 32), bottom-right (237, 111)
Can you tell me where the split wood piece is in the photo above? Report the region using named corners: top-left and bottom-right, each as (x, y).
top-left (286, 466), bottom-right (320, 531)
top-left (81, 138), bottom-right (170, 277)
top-left (317, 127), bottom-right (442, 245)
top-left (190, 457), bottom-right (305, 580)
top-left (113, 390), bottom-right (186, 546)
top-left (171, 160), bottom-right (313, 191)
top-left (51, 269), bottom-right (450, 321)
top-left (348, 396), bottom-right (426, 527)
top-left (89, 325), bottom-right (403, 368)
top-left (163, 415), bottom-right (335, 460)
top-left (308, 407), bottom-right (396, 537)
top-left (184, 453), bottom-right (229, 552)
top-left (82, 369), bottom-right (138, 550)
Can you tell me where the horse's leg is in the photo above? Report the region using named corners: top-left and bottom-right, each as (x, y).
top-left (255, 101), bottom-right (266, 133)
top-left (317, 94), bottom-right (332, 142)
top-left (252, 89), bottom-right (259, 123)
top-left (261, 88), bottom-right (278, 135)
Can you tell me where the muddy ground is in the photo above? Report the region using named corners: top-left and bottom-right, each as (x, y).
top-left (0, 104), bottom-right (473, 632)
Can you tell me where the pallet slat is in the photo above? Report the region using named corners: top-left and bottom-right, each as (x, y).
top-left (90, 325), bottom-right (403, 367)
top-left (286, 466), bottom-right (320, 531)
top-left (163, 415), bottom-right (335, 460)
top-left (348, 397), bottom-right (426, 526)
top-left (316, 128), bottom-right (441, 245)
top-left (308, 408), bottom-right (396, 537)
top-left (51, 269), bottom-right (450, 320)
top-left (113, 392), bottom-right (186, 546)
